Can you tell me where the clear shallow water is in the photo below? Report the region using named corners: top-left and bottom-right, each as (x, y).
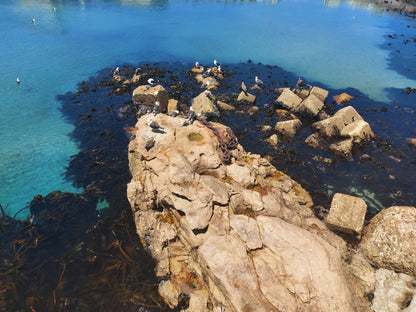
top-left (0, 0), bottom-right (415, 216)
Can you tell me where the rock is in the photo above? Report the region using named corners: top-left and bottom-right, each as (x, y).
top-left (405, 138), bottom-right (416, 147)
top-left (127, 114), bottom-right (367, 312)
top-left (131, 74), bottom-right (141, 84)
top-left (347, 254), bottom-right (376, 295)
top-left (275, 109), bottom-right (297, 121)
top-left (334, 92), bottom-right (354, 104)
top-left (248, 106), bottom-right (259, 116)
top-left (159, 280), bottom-right (181, 308)
top-left (216, 100), bottom-right (235, 111)
top-left (274, 119), bottom-right (302, 138)
top-left (191, 65), bottom-right (205, 74)
top-left (292, 84), bottom-right (312, 99)
top-left (312, 106), bottom-right (364, 137)
top-left (167, 99), bottom-right (178, 116)
top-left (275, 88), bottom-right (302, 110)
top-left (326, 193), bottom-right (367, 238)
top-left (372, 268), bottom-right (416, 312)
top-left (261, 125), bottom-right (272, 133)
top-left (237, 91), bottom-right (256, 103)
top-left (192, 92), bottom-right (218, 117)
top-left (230, 214), bottom-right (262, 250)
top-left (329, 138), bottom-right (354, 159)
top-left (266, 134), bottom-right (279, 148)
top-left (201, 77), bottom-right (219, 90)
top-left (310, 86), bottom-right (329, 102)
top-left (295, 94), bottom-right (324, 117)
top-left (251, 84), bottom-right (262, 91)
top-left (132, 85), bottom-right (169, 111)
top-left (340, 120), bottom-right (374, 143)
top-left (359, 206), bottom-right (416, 276)
top-left (305, 132), bottom-right (325, 149)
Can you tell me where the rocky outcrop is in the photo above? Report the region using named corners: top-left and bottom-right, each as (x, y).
top-left (127, 114), bottom-right (371, 312)
top-left (132, 84), bottom-right (169, 111)
top-left (359, 206), bottom-right (416, 276)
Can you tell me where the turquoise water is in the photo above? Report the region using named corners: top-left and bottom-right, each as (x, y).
top-left (0, 0), bottom-right (415, 216)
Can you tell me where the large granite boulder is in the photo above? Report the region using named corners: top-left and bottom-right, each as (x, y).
top-left (132, 84), bottom-right (169, 111)
top-left (192, 92), bottom-right (218, 116)
top-left (359, 206), bottom-right (416, 276)
top-left (127, 114), bottom-right (371, 312)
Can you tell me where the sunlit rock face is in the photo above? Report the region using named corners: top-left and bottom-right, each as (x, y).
top-left (127, 113), bottom-right (374, 311)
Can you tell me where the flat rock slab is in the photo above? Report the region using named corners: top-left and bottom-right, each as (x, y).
top-left (237, 91), bottom-right (256, 103)
top-left (360, 206), bottom-right (416, 276)
top-left (326, 193), bottom-right (367, 238)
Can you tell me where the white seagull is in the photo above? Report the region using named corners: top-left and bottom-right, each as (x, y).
top-left (214, 60), bottom-right (221, 67)
top-left (255, 76), bottom-right (264, 85)
top-left (153, 101), bottom-right (160, 114)
top-left (147, 78), bottom-right (155, 85)
top-left (134, 67), bottom-right (142, 75)
top-left (195, 61), bottom-right (199, 67)
top-left (201, 80), bottom-right (210, 89)
top-left (241, 81), bottom-right (247, 95)
top-left (171, 110), bottom-right (179, 117)
top-left (31, 18), bottom-right (36, 24)
top-left (16, 77), bottom-right (20, 84)
top-left (113, 67), bottom-right (120, 75)
top-left (147, 118), bottom-right (164, 131)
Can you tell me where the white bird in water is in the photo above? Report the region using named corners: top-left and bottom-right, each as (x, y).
top-left (31, 18), bottom-right (36, 24)
top-left (255, 76), bottom-right (264, 85)
top-left (214, 60), bottom-right (221, 67)
top-left (147, 78), bottom-right (155, 85)
top-left (147, 118), bottom-right (164, 131)
top-left (52, 7), bottom-right (56, 12)
top-left (16, 77), bottom-right (20, 84)
top-left (153, 101), bottom-right (160, 114)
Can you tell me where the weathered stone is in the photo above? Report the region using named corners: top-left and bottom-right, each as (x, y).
top-left (347, 254), bottom-right (376, 295)
top-left (406, 138), bottom-right (416, 147)
top-left (310, 86), bottom-right (329, 102)
top-left (256, 216), bottom-right (356, 312)
top-left (261, 125), bottom-right (272, 133)
top-left (275, 109), bottom-right (297, 121)
top-left (132, 85), bottom-right (169, 111)
top-left (295, 94), bottom-right (324, 117)
top-left (192, 92), bottom-right (218, 116)
top-left (274, 119), bottom-right (302, 138)
top-left (216, 100), bottom-right (235, 111)
top-left (372, 269), bottom-right (416, 312)
top-left (329, 139), bottom-right (354, 159)
top-left (266, 134), bottom-right (279, 148)
top-left (188, 290), bottom-right (210, 312)
top-left (292, 84), bottom-right (312, 99)
top-left (230, 214), bottom-right (262, 250)
top-left (326, 193), bottom-right (367, 238)
top-left (131, 74), bottom-right (141, 84)
top-left (167, 99), bottom-right (178, 116)
top-left (198, 235), bottom-right (277, 312)
top-left (276, 88), bottom-right (302, 110)
top-left (305, 132), bottom-right (325, 149)
top-left (237, 91), bottom-right (256, 103)
top-left (340, 120), bottom-right (374, 143)
top-left (226, 163), bottom-right (255, 187)
top-left (201, 77), bottom-right (219, 90)
top-left (360, 206), bottom-right (416, 276)
top-left (191, 66), bottom-right (204, 74)
top-left (159, 280), bottom-right (181, 308)
top-left (248, 106), bottom-right (259, 116)
top-left (334, 92), bottom-right (353, 104)
top-left (312, 106), bottom-right (363, 137)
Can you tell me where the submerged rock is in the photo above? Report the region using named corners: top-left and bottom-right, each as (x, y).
top-left (334, 92), bottom-right (354, 104)
top-left (127, 113), bottom-right (370, 312)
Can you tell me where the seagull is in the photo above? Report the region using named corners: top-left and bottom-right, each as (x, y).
top-left (201, 80), bottom-right (210, 89)
top-left (134, 68), bottom-right (142, 75)
top-left (171, 110), bottom-right (179, 117)
top-left (113, 67), bottom-right (120, 75)
top-left (203, 68), bottom-right (211, 78)
top-left (147, 78), bottom-right (155, 85)
top-left (241, 81), bottom-right (248, 95)
top-left (31, 18), bottom-right (36, 24)
top-left (52, 7), bottom-right (56, 12)
top-left (217, 65), bottom-right (222, 73)
top-left (296, 77), bottom-right (305, 87)
top-left (147, 118), bottom-right (164, 131)
top-left (153, 101), bottom-right (160, 115)
top-left (16, 77), bottom-right (20, 84)
top-left (187, 106), bottom-right (196, 123)
top-left (214, 60), bottom-right (221, 67)
top-left (195, 61), bottom-right (199, 67)
top-left (255, 76), bottom-right (264, 85)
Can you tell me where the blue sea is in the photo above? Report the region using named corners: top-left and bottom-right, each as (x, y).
top-left (1, 0), bottom-right (415, 217)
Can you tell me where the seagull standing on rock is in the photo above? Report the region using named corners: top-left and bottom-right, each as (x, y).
top-left (195, 61), bottom-right (199, 67)
top-left (147, 118), bottom-right (164, 131)
top-left (153, 101), bottom-right (160, 115)
top-left (147, 78), bottom-right (155, 86)
top-left (214, 60), bottom-right (221, 67)
top-left (187, 106), bottom-right (196, 123)
top-left (241, 81), bottom-right (248, 95)
top-left (113, 67), bottom-right (120, 75)
top-left (255, 76), bottom-right (264, 86)
top-left (171, 110), bottom-right (179, 117)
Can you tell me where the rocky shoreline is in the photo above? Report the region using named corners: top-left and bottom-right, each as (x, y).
top-left (126, 64), bottom-right (416, 311)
